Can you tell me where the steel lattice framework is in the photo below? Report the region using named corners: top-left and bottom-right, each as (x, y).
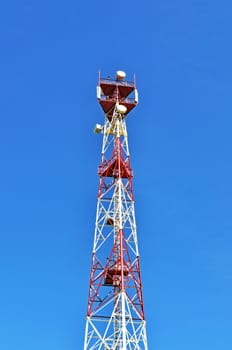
top-left (84, 71), bottom-right (148, 350)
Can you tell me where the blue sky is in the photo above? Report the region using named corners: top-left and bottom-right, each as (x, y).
top-left (0, 0), bottom-right (232, 349)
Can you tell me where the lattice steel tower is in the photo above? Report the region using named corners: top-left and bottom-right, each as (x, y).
top-left (84, 71), bottom-right (148, 350)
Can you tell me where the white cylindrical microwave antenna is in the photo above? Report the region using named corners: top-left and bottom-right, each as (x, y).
top-left (94, 124), bottom-right (103, 134)
top-left (96, 86), bottom-right (101, 99)
top-left (116, 104), bottom-right (127, 114)
top-left (135, 89), bottom-right (139, 104)
top-left (116, 70), bottom-right (126, 81)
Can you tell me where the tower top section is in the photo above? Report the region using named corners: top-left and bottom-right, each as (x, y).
top-left (96, 70), bottom-right (138, 121)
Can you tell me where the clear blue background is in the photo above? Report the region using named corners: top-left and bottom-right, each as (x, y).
top-left (0, 0), bottom-right (232, 349)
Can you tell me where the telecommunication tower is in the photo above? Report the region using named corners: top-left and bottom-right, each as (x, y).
top-left (84, 71), bottom-right (148, 350)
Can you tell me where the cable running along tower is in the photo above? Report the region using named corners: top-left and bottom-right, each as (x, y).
top-left (84, 71), bottom-right (148, 350)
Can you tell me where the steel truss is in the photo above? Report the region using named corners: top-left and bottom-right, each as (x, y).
top-left (84, 73), bottom-right (148, 350)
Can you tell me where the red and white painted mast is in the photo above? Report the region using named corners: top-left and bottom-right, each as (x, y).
top-left (84, 71), bottom-right (148, 350)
